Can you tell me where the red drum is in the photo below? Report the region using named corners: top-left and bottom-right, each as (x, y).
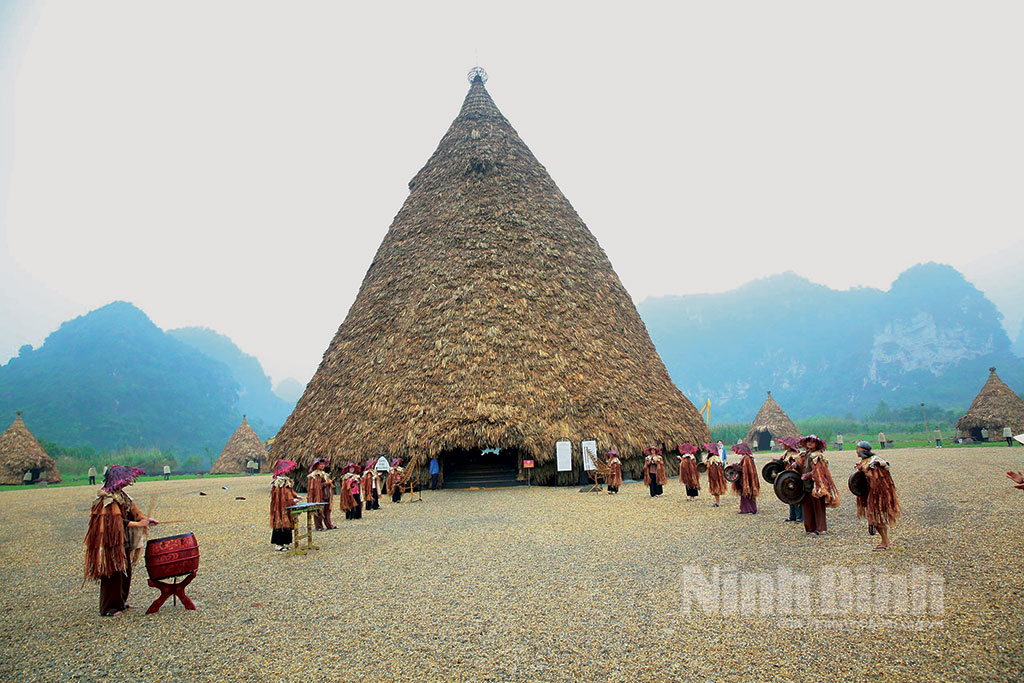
top-left (145, 533), bottom-right (200, 581)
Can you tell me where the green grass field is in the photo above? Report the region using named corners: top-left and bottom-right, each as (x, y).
top-left (0, 471), bottom-right (257, 493)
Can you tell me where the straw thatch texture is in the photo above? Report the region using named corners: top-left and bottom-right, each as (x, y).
top-left (0, 412), bottom-right (61, 485)
top-left (956, 367), bottom-right (1024, 436)
top-left (270, 74), bottom-right (709, 486)
top-left (744, 391), bottom-right (801, 446)
top-left (210, 416), bottom-right (267, 474)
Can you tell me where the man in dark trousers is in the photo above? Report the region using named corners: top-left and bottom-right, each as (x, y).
top-left (429, 457), bottom-right (440, 490)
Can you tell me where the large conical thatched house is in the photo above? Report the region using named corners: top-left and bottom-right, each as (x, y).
top-left (744, 391), bottom-right (801, 451)
top-left (0, 412), bottom-right (62, 485)
top-left (956, 367), bottom-right (1024, 440)
top-left (270, 69), bottom-right (709, 486)
top-left (210, 416), bottom-right (268, 474)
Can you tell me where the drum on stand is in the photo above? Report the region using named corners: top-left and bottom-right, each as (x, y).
top-left (145, 533), bottom-right (200, 580)
top-left (144, 532), bottom-right (199, 614)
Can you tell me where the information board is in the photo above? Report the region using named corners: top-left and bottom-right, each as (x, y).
top-left (556, 441), bottom-right (572, 472)
top-left (581, 440), bottom-right (597, 471)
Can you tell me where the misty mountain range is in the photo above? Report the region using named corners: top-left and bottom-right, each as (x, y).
top-left (638, 262), bottom-right (1024, 422)
top-left (0, 262), bottom-right (1021, 454)
top-left (0, 302), bottom-right (300, 457)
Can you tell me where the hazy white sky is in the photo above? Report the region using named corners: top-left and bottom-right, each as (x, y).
top-left (2, 1), bottom-right (1022, 384)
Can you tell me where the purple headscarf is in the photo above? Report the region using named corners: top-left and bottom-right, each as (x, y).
top-left (274, 460), bottom-right (297, 477)
top-left (102, 465), bottom-right (145, 492)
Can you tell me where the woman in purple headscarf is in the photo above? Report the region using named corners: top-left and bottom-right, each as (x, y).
top-left (306, 457), bottom-right (336, 531)
top-left (271, 460), bottom-right (300, 551)
top-left (84, 465), bottom-right (158, 616)
top-left (731, 443), bottom-right (759, 514)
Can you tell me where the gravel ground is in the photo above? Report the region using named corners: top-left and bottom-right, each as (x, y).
top-left (1, 447), bottom-right (1023, 682)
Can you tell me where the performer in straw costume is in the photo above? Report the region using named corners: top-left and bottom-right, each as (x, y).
top-left (731, 444), bottom-right (759, 514)
top-left (270, 460), bottom-right (300, 551)
top-left (605, 449), bottom-right (622, 494)
top-left (387, 459), bottom-right (405, 503)
top-left (798, 434), bottom-right (839, 536)
top-left (361, 462), bottom-right (381, 510)
top-left (643, 447), bottom-right (667, 497)
top-left (348, 465), bottom-right (363, 519)
top-left (306, 457), bottom-right (336, 531)
top-left (704, 443), bottom-right (726, 507)
top-left (854, 441), bottom-right (901, 550)
top-left (677, 443), bottom-right (701, 500)
top-left (338, 469), bottom-right (357, 519)
top-left (777, 437), bottom-right (803, 523)
top-left (84, 466), bottom-right (159, 616)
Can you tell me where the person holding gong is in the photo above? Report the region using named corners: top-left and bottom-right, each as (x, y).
top-left (853, 441), bottom-right (901, 550)
top-left (799, 435), bottom-right (839, 536)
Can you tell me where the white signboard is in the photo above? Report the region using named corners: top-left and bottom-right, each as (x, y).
top-left (556, 440), bottom-right (572, 472)
top-left (374, 456), bottom-right (391, 472)
top-left (581, 440), bottom-right (597, 471)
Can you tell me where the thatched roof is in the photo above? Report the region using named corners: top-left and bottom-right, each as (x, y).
top-left (744, 391), bottom-right (801, 444)
top-left (0, 412), bottom-right (62, 485)
top-left (270, 71), bottom-right (709, 485)
top-left (210, 416), bottom-right (267, 474)
top-left (956, 367), bottom-right (1024, 435)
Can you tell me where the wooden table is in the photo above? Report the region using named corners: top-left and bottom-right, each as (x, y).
top-left (285, 502), bottom-right (327, 556)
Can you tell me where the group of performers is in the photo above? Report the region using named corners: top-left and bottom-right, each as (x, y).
top-left (268, 457), bottom-right (409, 551)
top-left (80, 437), bottom-right (900, 616)
top-left (630, 434), bottom-right (901, 549)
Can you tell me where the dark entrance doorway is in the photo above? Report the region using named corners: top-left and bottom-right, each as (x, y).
top-left (441, 448), bottom-right (521, 489)
top-left (757, 432), bottom-right (772, 451)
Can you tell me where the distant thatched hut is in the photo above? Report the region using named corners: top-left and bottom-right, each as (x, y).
top-left (744, 391), bottom-right (801, 451)
top-left (956, 367), bottom-right (1024, 441)
top-left (270, 70), bottom-right (709, 487)
top-left (0, 412), bottom-right (61, 485)
top-left (210, 416), bottom-right (267, 474)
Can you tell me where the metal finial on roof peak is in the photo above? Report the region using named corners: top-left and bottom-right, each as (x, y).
top-left (467, 66), bottom-right (488, 84)
top-left (990, 366), bottom-right (997, 373)
top-left (16, 411), bottom-right (22, 417)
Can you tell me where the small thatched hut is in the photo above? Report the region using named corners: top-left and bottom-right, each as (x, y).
top-left (956, 367), bottom-right (1024, 441)
top-left (0, 412), bottom-right (62, 485)
top-left (270, 69), bottom-right (710, 487)
top-left (744, 391), bottom-right (801, 451)
top-left (210, 416), bottom-right (268, 474)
